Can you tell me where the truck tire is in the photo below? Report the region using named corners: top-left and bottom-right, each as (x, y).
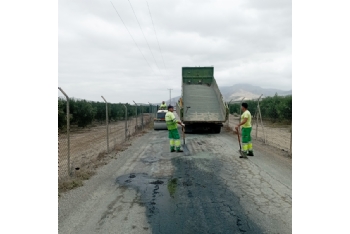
top-left (184, 125), bottom-right (193, 134)
top-left (213, 126), bottom-right (221, 134)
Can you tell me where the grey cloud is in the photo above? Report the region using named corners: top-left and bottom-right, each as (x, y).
top-left (58, 0), bottom-right (291, 103)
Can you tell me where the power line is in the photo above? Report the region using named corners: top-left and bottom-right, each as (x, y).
top-left (110, 1), bottom-right (155, 73)
top-left (127, 0), bottom-right (160, 73)
top-left (147, 1), bottom-right (166, 71)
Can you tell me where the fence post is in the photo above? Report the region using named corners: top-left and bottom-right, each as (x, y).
top-left (122, 104), bottom-right (127, 141)
top-left (257, 99), bottom-right (266, 144)
top-left (290, 123), bottom-right (292, 156)
top-left (141, 105), bottom-right (144, 131)
top-left (239, 97), bottom-right (245, 125)
top-left (255, 110), bottom-right (259, 139)
top-left (227, 99), bottom-right (233, 127)
top-left (58, 128), bottom-right (60, 180)
top-left (133, 101), bottom-right (138, 132)
top-left (58, 87), bottom-right (71, 177)
top-left (148, 102), bottom-right (152, 122)
top-left (101, 96), bottom-right (109, 153)
top-left (255, 95), bottom-right (263, 139)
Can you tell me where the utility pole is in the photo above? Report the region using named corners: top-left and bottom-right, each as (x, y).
top-left (148, 102), bottom-right (152, 117)
top-left (168, 89), bottom-right (173, 106)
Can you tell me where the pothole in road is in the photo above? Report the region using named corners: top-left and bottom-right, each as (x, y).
top-left (141, 157), bottom-right (160, 164)
top-left (182, 180), bottom-right (193, 187)
top-left (114, 157), bottom-right (263, 233)
top-left (167, 178), bottom-right (178, 198)
top-left (149, 180), bottom-right (164, 185)
top-left (115, 174), bottom-right (174, 220)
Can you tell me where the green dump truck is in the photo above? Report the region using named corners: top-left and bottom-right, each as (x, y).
top-left (176, 67), bottom-right (229, 133)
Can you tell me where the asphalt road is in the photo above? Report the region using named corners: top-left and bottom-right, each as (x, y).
top-left (58, 125), bottom-right (292, 234)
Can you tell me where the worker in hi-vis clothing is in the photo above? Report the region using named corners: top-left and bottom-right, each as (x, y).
top-left (159, 101), bottom-right (167, 110)
top-left (165, 105), bottom-right (185, 152)
top-left (235, 102), bottom-right (254, 158)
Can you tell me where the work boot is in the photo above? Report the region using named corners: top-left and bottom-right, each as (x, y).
top-left (171, 149), bottom-right (176, 152)
top-left (247, 151), bottom-right (254, 156)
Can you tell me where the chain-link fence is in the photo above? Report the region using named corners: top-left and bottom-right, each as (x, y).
top-left (58, 88), bottom-right (155, 182)
top-left (225, 97), bottom-right (292, 156)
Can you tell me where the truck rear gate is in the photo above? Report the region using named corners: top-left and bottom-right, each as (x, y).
top-left (183, 84), bottom-right (225, 122)
top-left (177, 67), bottom-right (228, 133)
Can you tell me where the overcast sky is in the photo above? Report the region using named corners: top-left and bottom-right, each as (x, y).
top-left (58, 0), bottom-right (291, 104)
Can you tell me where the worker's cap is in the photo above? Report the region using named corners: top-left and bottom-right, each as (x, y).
top-left (168, 105), bottom-right (174, 109)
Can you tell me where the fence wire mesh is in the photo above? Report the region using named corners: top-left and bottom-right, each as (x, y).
top-left (58, 129), bottom-right (70, 180)
top-left (58, 88), bottom-right (153, 182)
top-left (58, 114), bottom-right (151, 182)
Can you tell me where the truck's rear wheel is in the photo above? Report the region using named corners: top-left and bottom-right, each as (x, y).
top-left (213, 126), bottom-right (221, 134)
top-left (184, 125), bottom-right (193, 133)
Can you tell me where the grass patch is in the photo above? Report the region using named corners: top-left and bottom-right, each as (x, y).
top-left (58, 169), bottom-right (95, 194)
top-left (58, 121), bottom-right (153, 196)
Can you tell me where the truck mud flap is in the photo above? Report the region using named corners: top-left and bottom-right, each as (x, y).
top-left (183, 123), bottom-right (222, 134)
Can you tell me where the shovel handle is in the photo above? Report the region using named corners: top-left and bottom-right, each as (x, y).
top-left (182, 126), bottom-right (185, 144)
top-left (236, 128), bottom-right (242, 150)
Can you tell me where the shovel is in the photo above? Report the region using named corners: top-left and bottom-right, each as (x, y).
top-left (182, 126), bottom-right (190, 156)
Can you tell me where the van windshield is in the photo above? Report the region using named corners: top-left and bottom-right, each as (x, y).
top-left (157, 112), bottom-right (166, 119)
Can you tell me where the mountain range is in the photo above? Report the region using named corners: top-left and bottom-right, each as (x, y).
top-left (162, 84), bottom-right (292, 105)
top-left (219, 84), bottom-right (292, 102)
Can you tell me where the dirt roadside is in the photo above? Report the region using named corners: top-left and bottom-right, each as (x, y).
top-left (58, 115), bottom-right (153, 193)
